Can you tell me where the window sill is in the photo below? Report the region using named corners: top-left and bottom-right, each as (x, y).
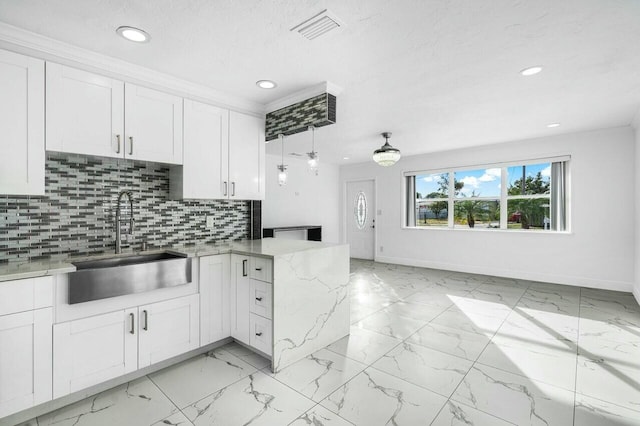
top-left (402, 226), bottom-right (572, 235)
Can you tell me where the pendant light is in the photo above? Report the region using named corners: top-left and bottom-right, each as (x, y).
top-left (307, 125), bottom-right (319, 175)
top-left (373, 132), bottom-right (401, 166)
top-left (277, 134), bottom-right (288, 186)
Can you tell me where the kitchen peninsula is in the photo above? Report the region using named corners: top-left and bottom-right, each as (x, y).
top-left (0, 237), bottom-right (350, 421)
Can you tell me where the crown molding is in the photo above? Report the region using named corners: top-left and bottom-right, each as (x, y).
top-left (0, 22), bottom-right (265, 116)
top-left (265, 81), bottom-right (343, 113)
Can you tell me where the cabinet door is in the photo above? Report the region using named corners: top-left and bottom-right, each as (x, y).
top-left (124, 83), bottom-right (183, 164)
top-left (0, 49), bottom-right (44, 195)
top-left (138, 294), bottom-right (199, 368)
top-left (0, 308), bottom-right (52, 418)
top-left (227, 111), bottom-right (265, 200)
top-left (53, 309), bottom-right (137, 398)
top-left (46, 63), bottom-right (124, 158)
top-left (199, 255), bottom-right (230, 346)
top-left (230, 255), bottom-right (251, 345)
top-left (173, 100), bottom-right (228, 199)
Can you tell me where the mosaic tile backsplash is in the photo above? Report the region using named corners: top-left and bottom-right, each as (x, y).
top-left (0, 153), bottom-right (250, 264)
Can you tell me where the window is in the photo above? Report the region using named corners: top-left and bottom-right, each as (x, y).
top-left (405, 158), bottom-right (568, 231)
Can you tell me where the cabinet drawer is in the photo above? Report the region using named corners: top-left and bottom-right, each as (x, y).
top-left (250, 257), bottom-right (272, 283)
top-left (0, 276), bottom-right (53, 316)
top-left (249, 313), bottom-right (272, 356)
top-left (249, 280), bottom-right (272, 320)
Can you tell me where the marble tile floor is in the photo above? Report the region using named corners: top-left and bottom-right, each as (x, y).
top-left (17, 259), bottom-right (640, 426)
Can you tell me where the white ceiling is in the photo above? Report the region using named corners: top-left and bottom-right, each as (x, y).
top-left (1, 0), bottom-right (639, 164)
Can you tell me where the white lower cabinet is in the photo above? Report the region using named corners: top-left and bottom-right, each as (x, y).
top-left (53, 294), bottom-right (199, 398)
top-left (138, 294), bottom-right (199, 368)
top-left (230, 254), bottom-right (273, 356)
top-left (200, 255), bottom-right (231, 346)
top-left (230, 254), bottom-right (251, 345)
top-left (0, 308), bottom-right (52, 418)
top-left (53, 308), bottom-right (137, 398)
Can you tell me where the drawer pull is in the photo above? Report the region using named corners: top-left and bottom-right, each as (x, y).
top-left (255, 332), bottom-right (263, 336)
top-left (143, 309), bottom-right (148, 331)
top-left (129, 313), bottom-right (135, 334)
top-left (255, 297), bottom-right (263, 302)
top-left (255, 267), bottom-right (262, 271)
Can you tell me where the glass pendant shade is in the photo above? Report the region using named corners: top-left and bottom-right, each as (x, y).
top-left (373, 132), bottom-right (401, 166)
top-left (277, 165), bottom-right (288, 186)
top-left (307, 151), bottom-right (319, 174)
top-left (277, 134), bottom-right (287, 185)
top-left (307, 126), bottom-right (319, 175)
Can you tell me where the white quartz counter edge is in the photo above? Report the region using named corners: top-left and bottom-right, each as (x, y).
top-left (0, 239), bottom-right (346, 282)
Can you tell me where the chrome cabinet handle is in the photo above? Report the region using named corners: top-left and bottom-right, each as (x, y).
top-left (143, 309), bottom-right (148, 331)
top-left (129, 313), bottom-right (135, 334)
top-left (242, 259), bottom-right (247, 277)
top-left (116, 134), bottom-right (121, 154)
top-left (255, 332), bottom-right (263, 337)
top-left (255, 297), bottom-right (263, 302)
top-left (129, 136), bottom-right (134, 155)
top-left (223, 181), bottom-right (228, 196)
top-left (231, 182), bottom-right (236, 196)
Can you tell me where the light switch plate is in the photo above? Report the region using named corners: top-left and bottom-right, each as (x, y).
top-left (206, 216), bottom-right (215, 229)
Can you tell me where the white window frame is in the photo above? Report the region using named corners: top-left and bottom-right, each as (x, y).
top-left (404, 156), bottom-right (570, 232)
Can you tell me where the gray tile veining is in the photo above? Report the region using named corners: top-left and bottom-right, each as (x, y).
top-left (21, 259), bottom-right (640, 426)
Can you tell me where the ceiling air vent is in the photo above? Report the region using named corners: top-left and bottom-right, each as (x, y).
top-left (291, 10), bottom-right (343, 40)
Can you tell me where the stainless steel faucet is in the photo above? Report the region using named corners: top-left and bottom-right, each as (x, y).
top-left (115, 190), bottom-right (135, 254)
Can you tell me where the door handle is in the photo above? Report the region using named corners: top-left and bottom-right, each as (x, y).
top-left (242, 259), bottom-right (247, 277)
top-left (129, 136), bottom-right (134, 155)
top-left (129, 313), bottom-right (135, 334)
top-left (255, 267), bottom-right (262, 271)
top-left (255, 297), bottom-right (263, 302)
top-left (231, 182), bottom-right (236, 196)
top-left (116, 134), bottom-right (121, 154)
top-left (142, 309), bottom-right (148, 331)
top-left (255, 332), bottom-right (263, 337)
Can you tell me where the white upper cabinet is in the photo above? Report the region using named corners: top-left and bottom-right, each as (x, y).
top-left (124, 83), bottom-right (183, 164)
top-left (171, 100), bottom-right (228, 199)
top-left (45, 63), bottom-right (183, 164)
top-left (46, 63), bottom-right (124, 159)
top-left (172, 104), bottom-right (264, 200)
top-left (227, 111), bottom-right (265, 200)
top-left (0, 49), bottom-right (44, 196)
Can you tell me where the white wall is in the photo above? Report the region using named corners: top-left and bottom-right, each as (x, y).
top-left (340, 126), bottom-right (635, 292)
top-left (263, 154), bottom-right (340, 243)
top-left (634, 112), bottom-right (640, 303)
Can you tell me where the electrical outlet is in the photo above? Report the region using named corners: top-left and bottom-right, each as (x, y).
top-left (206, 215), bottom-right (215, 229)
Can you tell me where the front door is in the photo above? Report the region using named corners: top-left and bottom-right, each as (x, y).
top-left (346, 180), bottom-right (375, 260)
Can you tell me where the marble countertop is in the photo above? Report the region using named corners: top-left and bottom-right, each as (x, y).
top-left (0, 238), bottom-right (346, 282)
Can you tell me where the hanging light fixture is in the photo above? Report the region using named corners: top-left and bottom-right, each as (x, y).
top-left (307, 125), bottom-right (319, 175)
top-left (277, 134), bottom-right (288, 186)
top-left (373, 132), bottom-right (401, 166)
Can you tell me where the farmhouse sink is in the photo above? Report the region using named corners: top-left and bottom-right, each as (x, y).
top-left (68, 252), bottom-right (192, 304)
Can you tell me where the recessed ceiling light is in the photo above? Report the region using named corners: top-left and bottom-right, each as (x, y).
top-left (343, 157), bottom-right (350, 160)
top-left (116, 26), bottom-right (150, 43)
top-left (547, 123), bottom-right (560, 128)
top-left (256, 80), bottom-right (277, 89)
top-left (520, 66), bottom-right (542, 76)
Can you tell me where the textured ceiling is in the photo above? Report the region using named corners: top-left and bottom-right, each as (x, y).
top-left (1, 0), bottom-right (639, 164)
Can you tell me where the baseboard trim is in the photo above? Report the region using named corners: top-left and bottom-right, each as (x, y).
top-left (633, 285), bottom-right (640, 306)
top-left (374, 255), bottom-right (634, 293)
